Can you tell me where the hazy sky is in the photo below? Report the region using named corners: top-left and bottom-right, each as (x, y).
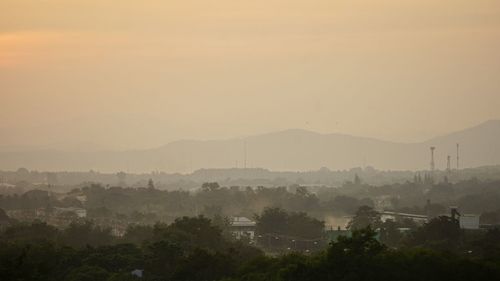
top-left (1, 0), bottom-right (500, 150)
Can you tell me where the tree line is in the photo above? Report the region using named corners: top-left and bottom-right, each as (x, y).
top-left (1, 213), bottom-right (500, 281)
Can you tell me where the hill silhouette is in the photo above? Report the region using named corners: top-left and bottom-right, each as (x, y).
top-left (0, 120), bottom-right (499, 173)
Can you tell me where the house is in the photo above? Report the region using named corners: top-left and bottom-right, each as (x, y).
top-left (459, 214), bottom-right (480, 230)
top-left (325, 227), bottom-right (352, 242)
top-left (380, 211), bottom-right (428, 225)
top-left (36, 207), bottom-right (87, 218)
top-left (131, 269), bottom-right (144, 278)
top-left (230, 216), bottom-right (256, 240)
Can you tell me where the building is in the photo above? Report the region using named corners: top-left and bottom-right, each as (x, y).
top-left (380, 211), bottom-right (428, 225)
top-left (459, 214), bottom-right (480, 230)
top-left (131, 269), bottom-right (144, 278)
top-left (230, 216), bottom-right (256, 240)
top-left (36, 207), bottom-right (87, 218)
top-left (325, 228), bottom-right (352, 242)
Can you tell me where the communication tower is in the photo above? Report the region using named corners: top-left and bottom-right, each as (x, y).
top-left (430, 147), bottom-right (436, 172)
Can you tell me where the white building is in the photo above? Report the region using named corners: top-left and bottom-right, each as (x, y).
top-left (230, 216), bottom-right (256, 240)
top-left (459, 215), bottom-right (480, 230)
top-left (50, 207), bottom-right (87, 218)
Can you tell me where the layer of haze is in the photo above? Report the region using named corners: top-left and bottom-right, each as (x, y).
top-left (1, 0), bottom-right (500, 150)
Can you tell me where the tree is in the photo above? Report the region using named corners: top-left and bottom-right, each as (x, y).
top-left (82, 244), bottom-right (143, 273)
top-left (255, 208), bottom-right (324, 251)
top-left (0, 240), bottom-right (64, 281)
top-left (322, 227), bottom-right (386, 281)
top-left (122, 224), bottom-right (154, 244)
top-left (60, 221), bottom-right (114, 248)
top-left (354, 173), bottom-right (362, 185)
top-left (66, 265), bottom-right (110, 281)
top-left (327, 195), bottom-right (373, 215)
top-left (201, 182), bottom-right (220, 192)
top-left (171, 249), bottom-right (235, 281)
top-left (147, 179), bottom-right (155, 190)
top-left (424, 202), bottom-right (447, 218)
top-left (87, 207), bottom-right (112, 218)
top-left (480, 210), bottom-right (500, 225)
top-left (1, 221), bottom-right (59, 243)
top-left (467, 228), bottom-right (500, 261)
top-left (201, 205), bottom-right (223, 218)
top-left (328, 227), bottom-right (385, 259)
top-left (347, 206), bottom-right (380, 230)
top-left (156, 216), bottom-right (225, 251)
top-left (378, 219), bottom-right (404, 248)
top-left (144, 240), bottom-right (183, 280)
top-left (211, 214), bottom-right (232, 240)
top-left (0, 208), bottom-right (11, 227)
top-left (405, 216), bottom-right (461, 251)
top-left (116, 172), bottom-right (127, 187)
top-left (107, 273), bottom-right (140, 281)
top-left (287, 212), bottom-right (324, 239)
top-left (296, 186), bottom-right (309, 197)
top-left (255, 207), bottom-right (289, 236)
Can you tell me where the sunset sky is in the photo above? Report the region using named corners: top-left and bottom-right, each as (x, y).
top-left (1, 0), bottom-right (500, 150)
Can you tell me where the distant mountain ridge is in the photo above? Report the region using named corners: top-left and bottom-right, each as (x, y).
top-left (0, 120), bottom-right (499, 173)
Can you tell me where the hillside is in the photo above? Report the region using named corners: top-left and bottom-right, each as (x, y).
top-left (0, 120), bottom-right (499, 173)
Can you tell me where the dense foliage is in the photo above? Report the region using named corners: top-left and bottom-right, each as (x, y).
top-left (227, 228), bottom-right (500, 281)
top-left (1, 215), bottom-right (500, 281)
top-left (0, 216), bottom-right (261, 281)
top-left (3, 179), bottom-right (500, 226)
top-left (1, 176), bottom-right (500, 280)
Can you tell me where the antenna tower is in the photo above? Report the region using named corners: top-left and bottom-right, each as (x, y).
top-left (430, 147), bottom-right (436, 173)
top-left (244, 141), bottom-right (247, 169)
top-left (446, 155), bottom-right (451, 173)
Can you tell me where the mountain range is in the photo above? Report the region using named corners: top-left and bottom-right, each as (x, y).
top-left (0, 120), bottom-right (499, 173)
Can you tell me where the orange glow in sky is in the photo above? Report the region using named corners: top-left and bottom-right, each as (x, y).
top-left (1, 0), bottom-right (500, 149)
